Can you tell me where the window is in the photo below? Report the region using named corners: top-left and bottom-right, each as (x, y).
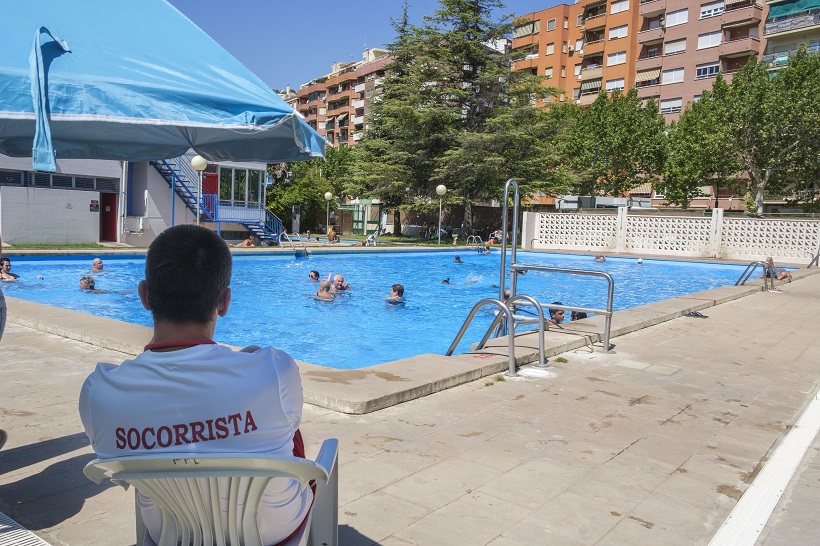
top-left (574, 63), bottom-right (583, 76)
top-left (696, 61), bottom-right (720, 78)
top-left (319, 107), bottom-right (327, 115)
top-left (662, 67), bottom-right (685, 84)
top-left (548, 18), bottom-right (556, 31)
top-left (693, 95), bottom-right (702, 102)
top-left (573, 88), bottom-right (582, 100)
top-left (607, 51), bottom-right (627, 66)
top-left (611, 0), bottom-right (629, 14)
top-left (666, 9), bottom-right (689, 27)
top-left (576, 38), bottom-right (584, 50)
top-left (577, 14), bottom-right (584, 26)
top-left (606, 78), bottom-right (625, 91)
top-left (563, 41), bottom-right (568, 53)
top-left (513, 20), bottom-right (541, 38)
top-left (561, 65), bottom-right (567, 77)
top-left (664, 39), bottom-right (686, 55)
top-left (698, 31), bottom-right (722, 49)
top-left (545, 67), bottom-right (554, 78)
top-left (564, 17), bottom-right (569, 29)
top-left (700, 1), bottom-right (724, 19)
top-left (660, 98), bottom-right (683, 113)
top-left (547, 43), bottom-right (555, 55)
top-left (609, 25), bottom-right (628, 39)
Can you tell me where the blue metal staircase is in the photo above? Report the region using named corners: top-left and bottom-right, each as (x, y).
top-left (150, 158), bottom-right (215, 222)
top-left (151, 156), bottom-right (284, 245)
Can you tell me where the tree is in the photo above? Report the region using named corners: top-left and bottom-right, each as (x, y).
top-left (562, 88), bottom-right (667, 198)
top-left (722, 46), bottom-right (820, 214)
top-left (660, 77), bottom-right (740, 209)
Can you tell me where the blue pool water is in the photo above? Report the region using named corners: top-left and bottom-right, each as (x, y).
top-left (3, 251), bottom-right (749, 369)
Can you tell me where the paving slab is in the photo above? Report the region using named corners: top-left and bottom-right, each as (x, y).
top-left (1, 269), bottom-right (820, 545)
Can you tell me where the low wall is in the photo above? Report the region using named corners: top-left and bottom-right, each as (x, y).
top-left (523, 208), bottom-right (820, 263)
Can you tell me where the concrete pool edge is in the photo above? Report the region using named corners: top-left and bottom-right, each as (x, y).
top-left (7, 267), bottom-right (819, 414)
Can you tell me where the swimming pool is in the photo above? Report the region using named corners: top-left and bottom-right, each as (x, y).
top-left (3, 251), bottom-right (750, 369)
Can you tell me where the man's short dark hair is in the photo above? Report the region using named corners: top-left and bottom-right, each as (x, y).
top-left (392, 283), bottom-right (404, 297)
top-left (549, 301), bottom-right (563, 317)
top-left (145, 225), bottom-right (231, 324)
top-left (1, 257), bottom-right (9, 265)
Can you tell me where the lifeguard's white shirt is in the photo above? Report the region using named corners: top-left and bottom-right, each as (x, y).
top-left (79, 345), bottom-right (311, 546)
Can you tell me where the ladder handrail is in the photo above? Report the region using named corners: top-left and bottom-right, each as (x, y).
top-left (280, 233), bottom-right (309, 256)
top-left (735, 260), bottom-right (772, 291)
top-left (446, 298), bottom-right (519, 376)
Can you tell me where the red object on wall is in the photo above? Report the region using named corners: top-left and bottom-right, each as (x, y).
top-left (100, 193), bottom-right (118, 242)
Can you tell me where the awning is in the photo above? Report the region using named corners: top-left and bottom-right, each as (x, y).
top-left (722, 17), bottom-right (758, 28)
top-left (635, 68), bottom-right (661, 82)
top-left (724, 0), bottom-right (750, 5)
top-left (325, 115), bottom-right (336, 122)
top-left (580, 78), bottom-right (602, 91)
top-left (582, 51), bottom-right (604, 59)
top-left (336, 112), bottom-right (348, 121)
top-left (768, 0), bottom-right (815, 18)
top-left (629, 182), bottom-right (653, 195)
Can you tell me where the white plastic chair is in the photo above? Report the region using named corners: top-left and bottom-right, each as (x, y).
top-left (83, 439), bottom-right (339, 546)
top-left (365, 232), bottom-right (378, 246)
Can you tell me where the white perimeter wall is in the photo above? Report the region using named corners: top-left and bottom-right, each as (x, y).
top-left (0, 186), bottom-right (101, 244)
top-left (523, 208), bottom-right (820, 263)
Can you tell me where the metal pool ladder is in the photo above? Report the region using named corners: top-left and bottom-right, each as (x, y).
top-left (281, 233), bottom-right (309, 258)
top-left (447, 178), bottom-right (615, 376)
top-left (735, 260), bottom-right (773, 291)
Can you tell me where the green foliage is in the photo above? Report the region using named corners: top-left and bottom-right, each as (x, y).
top-left (661, 76), bottom-right (740, 208)
top-left (563, 88), bottom-right (667, 197)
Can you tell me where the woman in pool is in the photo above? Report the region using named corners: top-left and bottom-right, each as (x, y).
top-left (315, 280), bottom-right (335, 301)
top-left (308, 270), bottom-right (320, 282)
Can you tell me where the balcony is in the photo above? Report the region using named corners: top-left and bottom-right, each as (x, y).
top-left (352, 115), bottom-right (364, 126)
top-left (579, 92), bottom-right (601, 105)
top-left (583, 39), bottom-right (606, 56)
top-left (719, 36), bottom-right (760, 57)
top-left (353, 132), bottom-right (363, 142)
top-left (636, 53), bottom-right (664, 70)
top-left (639, 0), bottom-right (667, 17)
top-left (580, 65), bottom-right (603, 79)
top-left (352, 99), bottom-right (365, 110)
top-left (764, 12), bottom-right (820, 36)
top-left (762, 44), bottom-right (820, 68)
top-left (636, 85), bottom-right (661, 100)
top-left (721, 4), bottom-right (762, 27)
top-left (354, 82), bottom-right (366, 93)
top-left (638, 27), bottom-right (665, 43)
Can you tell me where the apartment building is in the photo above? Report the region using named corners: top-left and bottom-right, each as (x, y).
top-left (512, 0), bottom-right (766, 119)
top-left (762, 0), bottom-right (820, 66)
top-left (290, 48), bottom-right (390, 147)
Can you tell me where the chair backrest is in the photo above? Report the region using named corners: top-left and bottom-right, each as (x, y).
top-left (84, 440), bottom-right (338, 546)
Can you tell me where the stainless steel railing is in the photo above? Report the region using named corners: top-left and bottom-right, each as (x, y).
top-left (735, 260), bottom-right (772, 291)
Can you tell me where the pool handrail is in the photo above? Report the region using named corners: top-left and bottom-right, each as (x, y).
top-left (475, 294), bottom-right (547, 368)
top-left (445, 298), bottom-right (519, 376)
top-left (735, 260), bottom-right (772, 291)
top-left (280, 232), bottom-right (309, 257)
top-left (510, 263), bottom-right (615, 353)
top-left (499, 178), bottom-right (519, 302)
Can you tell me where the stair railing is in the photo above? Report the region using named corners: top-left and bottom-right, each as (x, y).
top-left (735, 260), bottom-right (773, 291)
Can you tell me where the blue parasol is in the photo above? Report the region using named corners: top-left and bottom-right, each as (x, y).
top-left (0, 0), bottom-right (325, 172)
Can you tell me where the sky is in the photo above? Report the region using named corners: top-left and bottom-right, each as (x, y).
top-left (167, 0), bottom-right (561, 91)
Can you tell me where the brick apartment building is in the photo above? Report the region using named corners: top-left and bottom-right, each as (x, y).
top-left (512, 0), bottom-right (819, 120)
top-left (287, 48), bottom-right (390, 147)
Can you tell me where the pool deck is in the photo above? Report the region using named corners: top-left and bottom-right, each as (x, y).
top-left (2, 257), bottom-right (820, 544)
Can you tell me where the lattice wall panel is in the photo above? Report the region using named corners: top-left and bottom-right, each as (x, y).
top-left (721, 218), bottom-right (820, 259)
top-left (625, 216), bottom-right (711, 253)
top-left (537, 214), bottom-right (617, 247)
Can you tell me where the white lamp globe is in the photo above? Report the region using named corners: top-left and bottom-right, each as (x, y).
top-left (324, 192), bottom-right (333, 201)
top-left (436, 185), bottom-right (447, 196)
top-left (191, 155), bottom-right (207, 171)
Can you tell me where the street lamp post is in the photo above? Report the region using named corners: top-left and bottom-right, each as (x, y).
top-left (324, 192), bottom-right (333, 233)
top-left (436, 185), bottom-right (447, 245)
top-left (191, 155), bottom-right (207, 226)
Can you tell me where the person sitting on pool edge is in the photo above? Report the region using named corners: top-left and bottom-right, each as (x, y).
top-left (315, 280), bottom-right (335, 301)
top-left (385, 283), bottom-right (405, 304)
top-left (78, 224), bottom-right (312, 546)
top-left (548, 302), bottom-right (565, 326)
top-left (236, 233), bottom-right (256, 248)
top-left (762, 256), bottom-right (792, 283)
top-left (328, 227), bottom-right (339, 243)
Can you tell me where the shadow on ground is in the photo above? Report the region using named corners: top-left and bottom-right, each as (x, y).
top-left (339, 524), bottom-right (382, 545)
